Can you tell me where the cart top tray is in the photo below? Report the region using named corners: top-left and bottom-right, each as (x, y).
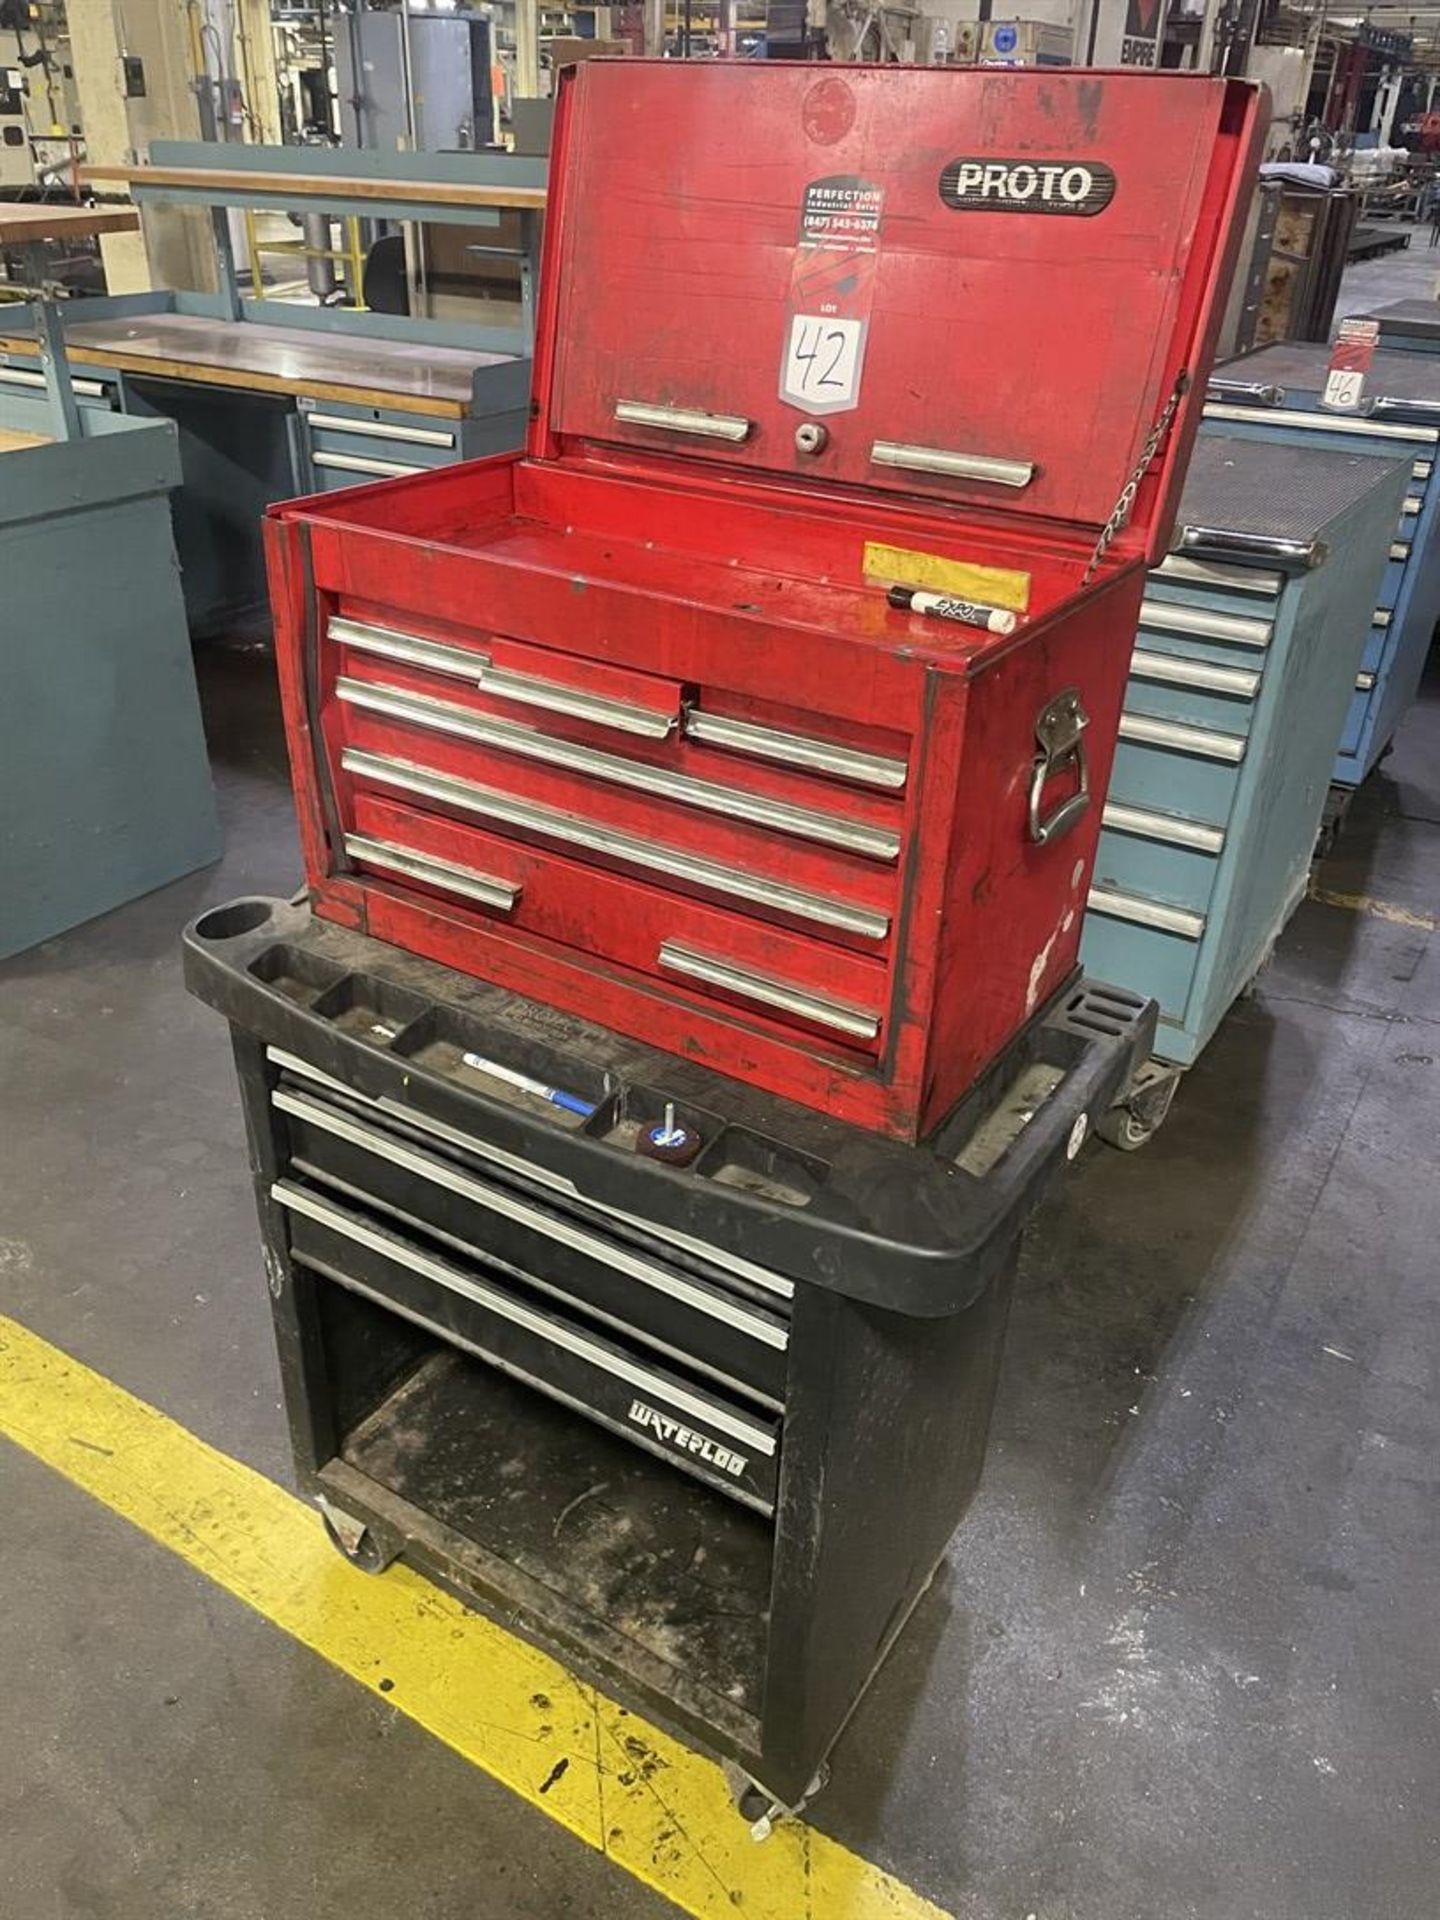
top-left (184, 896), bottom-right (1153, 1316)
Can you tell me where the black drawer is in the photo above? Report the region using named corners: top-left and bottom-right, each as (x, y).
top-left (273, 1076), bottom-right (791, 1405)
top-left (274, 1177), bottom-right (782, 1513)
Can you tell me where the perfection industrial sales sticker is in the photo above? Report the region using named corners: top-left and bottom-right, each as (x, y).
top-left (779, 174), bottom-right (883, 416)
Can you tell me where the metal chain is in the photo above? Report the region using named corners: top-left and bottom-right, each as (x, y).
top-left (1081, 368), bottom-right (1192, 588)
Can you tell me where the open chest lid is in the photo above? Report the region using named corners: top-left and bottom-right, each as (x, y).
top-left (533, 62), bottom-right (1264, 564)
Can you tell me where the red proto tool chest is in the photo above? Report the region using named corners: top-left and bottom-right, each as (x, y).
top-left (267, 63), bottom-right (1263, 1143)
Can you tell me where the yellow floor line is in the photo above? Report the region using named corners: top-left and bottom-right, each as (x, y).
top-left (1308, 885), bottom-right (1437, 933)
top-left (0, 1313), bottom-right (950, 1920)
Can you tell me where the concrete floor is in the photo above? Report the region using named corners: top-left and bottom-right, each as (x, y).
top-left (5, 267), bottom-right (1440, 1919)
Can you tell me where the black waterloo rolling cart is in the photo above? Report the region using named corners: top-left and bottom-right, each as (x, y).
top-left (185, 895), bottom-right (1153, 1818)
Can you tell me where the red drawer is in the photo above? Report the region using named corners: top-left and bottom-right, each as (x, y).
top-left (347, 792), bottom-right (891, 1053)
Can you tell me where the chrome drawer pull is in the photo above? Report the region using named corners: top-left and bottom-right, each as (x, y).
top-left (273, 1090), bottom-right (787, 1352)
top-left (1087, 885), bottom-right (1205, 940)
top-left (0, 364), bottom-right (107, 398)
top-left (312, 451), bottom-right (424, 478)
top-left (1204, 402), bottom-right (1439, 446)
top-left (272, 1181), bottom-right (778, 1455)
top-left (614, 399), bottom-right (752, 443)
top-left (1178, 524), bottom-right (1325, 569)
top-left (1414, 462), bottom-right (1433, 481)
top-left (870, 441), bottom-right (1035, 488)
top-left (331, 615), bottom-right (490, 682)
top-left (1404, 495), bottom-right (1423, 515)
top-left (330, 615), bottom-right (675, 737)
top-left (683, 709), bottom-right (907, 791)
top-left (1204, 378), bottom-right (1285, 406)
top-left (305, 412), bottom-right (455, 449)
top-left (1390, 542), bottom-right (1411, 562)
top-left (338, 678), bottom-right (899, 860)
top-left (1118, 713), bottom-right (1246, 764)
top-left (1356, 671), bottom-right (1376, 691)
top-left (1139, 599), bottom-right (1272, 650)
top-left (1374, 609), bottom-right (1392, 628)
top-left (1102, 802), bottom-right (1224, 855)
top-left (1155, 555), bottom-right (1283, 599)
top-left (1370, 396), bottom-right (1440, 423)
top-left (658, 943), bottom-right (880, 1041)
top-left (344, 833), bottom-right (518, 911)
top-left (1129, 649), bottom-right (1261, 699)
top-left (341, 748), bottom-right (891, 940)
top-left (479, 663), bottom-right (677, 739)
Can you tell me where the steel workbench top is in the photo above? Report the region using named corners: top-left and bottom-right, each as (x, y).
top-left (0, 310), bottom-right (510, 417)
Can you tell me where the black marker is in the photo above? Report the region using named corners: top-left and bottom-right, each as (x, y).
top-left (887, 585), bottom-right (1018, 635)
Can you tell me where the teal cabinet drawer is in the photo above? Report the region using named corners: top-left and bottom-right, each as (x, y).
top-left (1109, 721), bottom-right (1244, 825)
top-left (1122, 670), bottom-right (1260, 737)
top-left (1093, 808), bottom-right (1223, 917)
top-left (1080, 904), bottom-right (1201, 1031)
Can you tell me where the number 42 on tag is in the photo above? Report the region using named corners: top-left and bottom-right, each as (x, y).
top-left (780, 314), bottom-right (866, 414)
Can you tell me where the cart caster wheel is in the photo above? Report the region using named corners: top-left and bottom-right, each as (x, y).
top-left (319, 1502), bottom-right (399, 1575)
top-left (722, 1762), bottom-right (829, 1840)
top-left (1096, 1066), bottom-right (1179, 1152)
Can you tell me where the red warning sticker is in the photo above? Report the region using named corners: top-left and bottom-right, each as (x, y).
top-left (780, 175), bottom-right (884, 417)
top-left (1322, 317), bottom-right (1379, 413)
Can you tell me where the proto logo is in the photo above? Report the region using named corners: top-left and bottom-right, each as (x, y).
top-left (939, 158), bottom-right (1117, 217)
top-left (627, 1401), bottom-right (748, 1479)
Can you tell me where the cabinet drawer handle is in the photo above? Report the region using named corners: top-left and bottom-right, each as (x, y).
top-left (1178, 523), bottom-right (1325, 569)
top-left (305, 412), bottom-right (454, 449)
top-left (341, 748), bottom-right (891, 939)
top-left (338, 679), bottom-right (899, 859)
top-left (870, 440), bottom-right (1034, 488)
top-left (1139, 599), bottom-right (1273, 649)
top-left (343, 833), bottom-right (518, 911)
top-left (331, 616), bottom-right (489, 682)
top-left (312, 451), bottom-right (423, 478)
top-left (1204, 402), bottom-right (1439, 446)
top-left (330, 615), bottom-right (675, 738)
top-left (658, 942), bottom-right (881, 1041)
top-left (684, 708), bottom-right (907, 791)
top-left (1204, 378), bottom-right (1286, 406)
top-left (1130, 650), bottom-right (1260, 699)
top-left (1102, 802), bottom-right (1225, 855)
top-left (1118, 713), bottom-right (1246, 764)
top-left (1087, 885), bottom-right (1205, 940)
top-left (1155, 554), bottom-right (1282, 599)
top-left (478, 663), bottom-right (677, 739)
top-left (614, 399), bottom-right (752, 443)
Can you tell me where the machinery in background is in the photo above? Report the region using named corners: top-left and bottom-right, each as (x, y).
top-left (335, 8), bottom-right (497, 153)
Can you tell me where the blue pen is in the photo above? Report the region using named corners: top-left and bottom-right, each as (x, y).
top-left (460, 1050), bottom-right (597, 1118)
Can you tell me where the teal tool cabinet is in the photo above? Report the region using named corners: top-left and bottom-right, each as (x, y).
top-left (1, 413), bottom-right (221, 959)
top-left (1362, 299), bottom-right (1440, 354)
top-left (1203, 340), bottom-right (1440, 787)
top-left (1080, 435), bottom-right (1408, 1140)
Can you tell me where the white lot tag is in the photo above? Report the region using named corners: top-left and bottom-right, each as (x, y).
top-left (1321, 367), bottom-right (1366, 412)
top-left (780, 314), bottom-right (865, 414)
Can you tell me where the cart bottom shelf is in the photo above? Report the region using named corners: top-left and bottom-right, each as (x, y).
top-left (327, 1291), bottom-right (775, 1734)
